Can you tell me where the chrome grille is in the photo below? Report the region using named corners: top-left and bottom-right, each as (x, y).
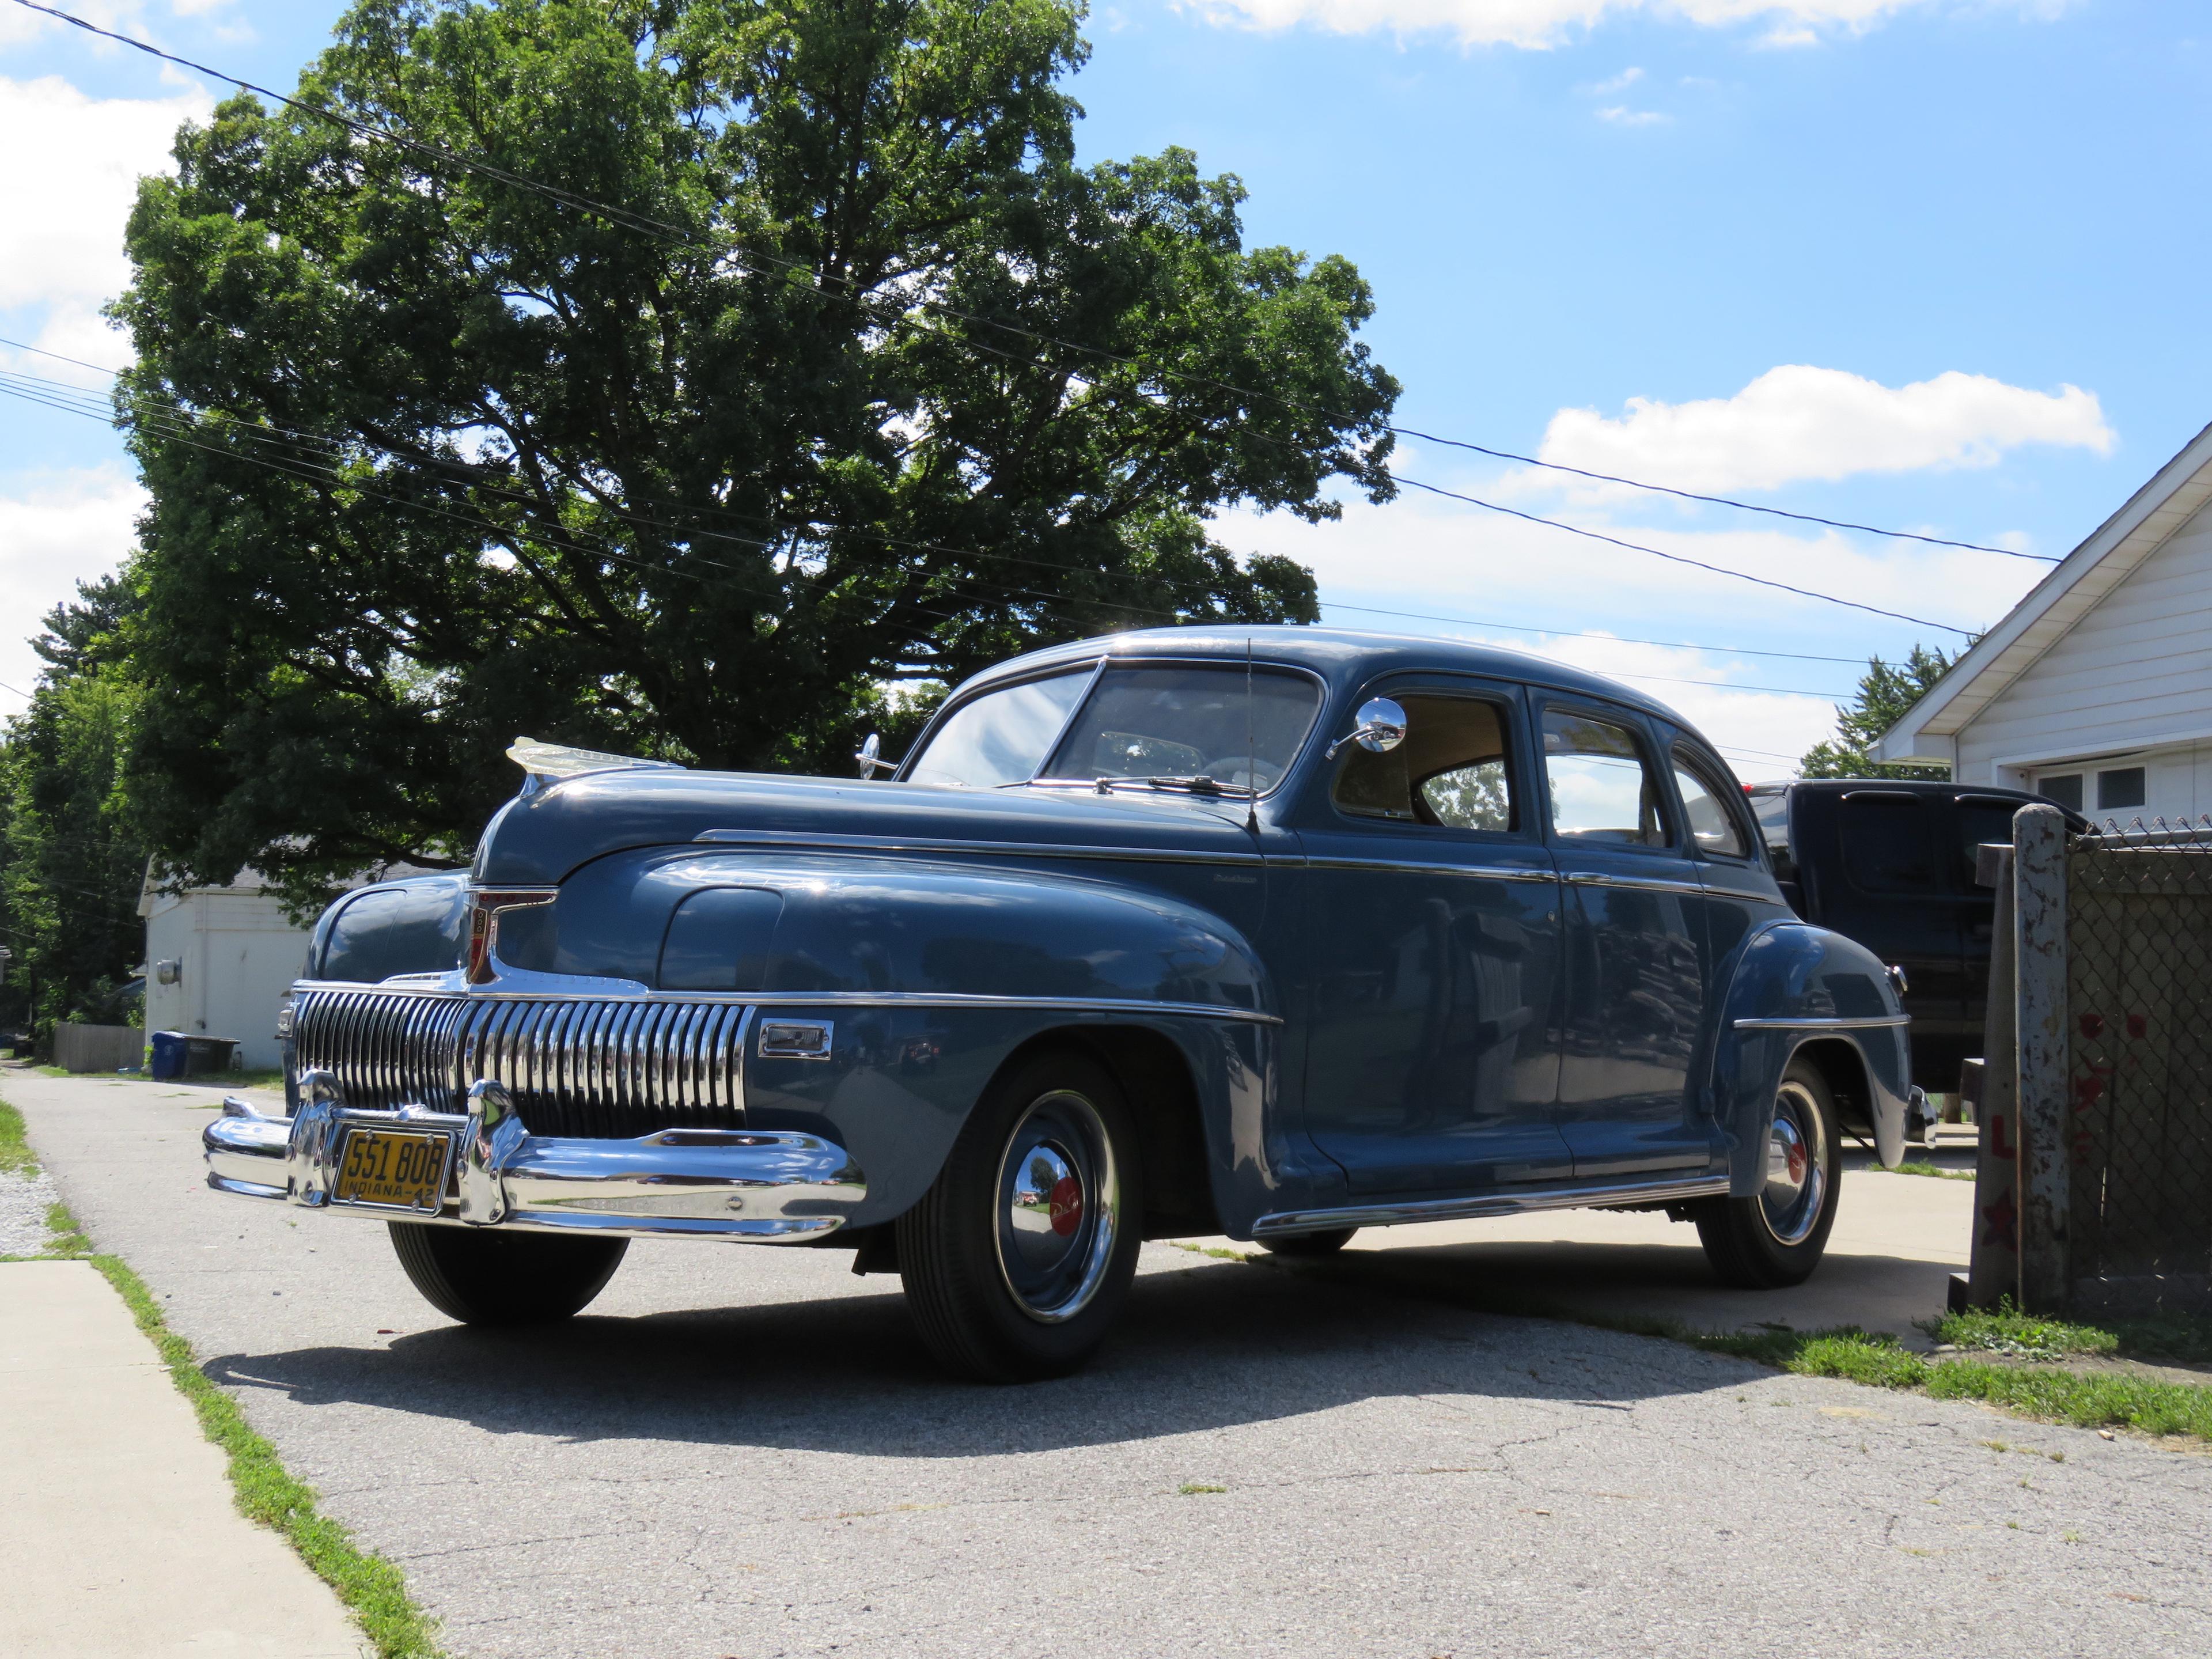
top-left (291, 988), bottom-right (749, 1139)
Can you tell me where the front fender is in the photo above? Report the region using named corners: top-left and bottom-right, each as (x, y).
top-left (1712, 921), bottom-right (1912, 1186)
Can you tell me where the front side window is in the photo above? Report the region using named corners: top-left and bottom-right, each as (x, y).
top-left (904, 669), bottom-right (1090, 787)
top-left (1671, 749), bottom-right (1749, 858)
top-left (1543, 709), bottom-right (1668, 847)
top-left (1037, 665), bottom-right (1321, 792)
top-left (1335, 694), bottom-right (1514, 831)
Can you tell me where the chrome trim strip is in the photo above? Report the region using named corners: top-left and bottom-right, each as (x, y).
top-left (1297, 856), bottom-right (1558, 884)
top-left (1562, 870), bottom-right (1709, 897)
top-left (291, 981), bottom-right (1282, 1025)
top-left (1732, 1014), bottom-right (1911, 1031)
top-left (692, 825), bottom-right (1265, 868)
top-left (1251, 1171), bottom-right (1731, 1236)
top-left (203, 1085), bottom-right (865, 1243)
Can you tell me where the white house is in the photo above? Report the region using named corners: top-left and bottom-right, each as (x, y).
top-left (1879, 419), bottom-right (2212, 820)
top-left (139, 867), bottom-right (313, 1070)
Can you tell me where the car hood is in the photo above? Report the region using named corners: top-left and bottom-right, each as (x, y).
top-left (474, 768), bottom-right (1259, 887)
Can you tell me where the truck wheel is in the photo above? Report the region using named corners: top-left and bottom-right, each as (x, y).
top-left (1692, 1058), bottom-right (1840, 1289)
top-left (1261, 1228), bottom-right (1358, 1257)
top-left (896, 1050), bottom-right (1143, 1382)
top-left (387, 1222), bottom-right (627, 1325)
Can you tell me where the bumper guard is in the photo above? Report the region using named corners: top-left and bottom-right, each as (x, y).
top-left (202, 1070), bottom-right (865, 1241)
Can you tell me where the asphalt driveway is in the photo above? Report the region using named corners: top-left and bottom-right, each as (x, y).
top-left (12, 1069), bottom-right (2210, 1659)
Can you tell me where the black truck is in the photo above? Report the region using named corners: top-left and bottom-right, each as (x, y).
top-left (1744, 779), bottom-right (2085, 1095)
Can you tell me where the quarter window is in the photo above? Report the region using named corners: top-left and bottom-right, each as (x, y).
top-left (1334, 695), bottom-right (1515, 831)
top-left (1542, 710), bottom-right (1667, 847)
top-left (1671, 750), bottom-right (1749, 858)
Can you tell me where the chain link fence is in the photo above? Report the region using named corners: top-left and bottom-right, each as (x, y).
top-left (2062, 817), bottom-right (2212, 1311)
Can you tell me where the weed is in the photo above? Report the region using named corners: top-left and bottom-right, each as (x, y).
top-left (1891, 1161), bottom-right (1975, 1181)
top-left (1177, 1483), bottom-right (1228, 1495)
top-left (42, 1200), bottom-right (92, 1257)
top-left (1169, 1241), bottom-right (1248, 1262)
top-left (1926, 1299), bottom-right (2120, 1361)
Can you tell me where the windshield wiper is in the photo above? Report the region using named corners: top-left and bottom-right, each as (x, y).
top-left (1093, 774), bottom-right (1256, 798)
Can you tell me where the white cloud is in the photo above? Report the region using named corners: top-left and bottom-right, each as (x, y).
top-left (1537, 365), bottom-right (2116, 494)
top-left (1190, 0), bottom-right (2020, 49)
top-left (1588, 65), bottom-right (1644, 92)
top-left (0, 467), bottom-right (143, 717)
top-left (0, 74), bottom-right (211, 327)
top-left (1596, 103), bottom-right (1669, 124)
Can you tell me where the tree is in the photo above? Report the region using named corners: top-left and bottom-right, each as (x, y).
top-left (111, 0), bottom-right (1399, 910)
top-left (0, 579), bottom-right (150, 1046)
top-left (1798, 645), bottom-right (1955, 781)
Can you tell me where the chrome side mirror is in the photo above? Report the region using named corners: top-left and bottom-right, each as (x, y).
top-left (1325, 697), bottom-right (1408, 761)
top-left (855, 732), bottom-right (895, 778)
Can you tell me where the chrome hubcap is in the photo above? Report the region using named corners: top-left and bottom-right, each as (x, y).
top-left (1760, 1081), bottom-right (1828, 1247)
top-left (994, 1089), bottom-right (1118, 1324)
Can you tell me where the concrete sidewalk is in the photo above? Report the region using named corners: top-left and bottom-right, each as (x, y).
top-left (0, 1259), bottom-right (365, 1659)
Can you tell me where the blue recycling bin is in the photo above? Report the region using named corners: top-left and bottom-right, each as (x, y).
top-left (149, 1029), bottom-right (190, 1080)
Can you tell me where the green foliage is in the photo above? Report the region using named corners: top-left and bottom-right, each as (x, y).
top-left (1798, 643), bottom-right (1955, 780)
top-left (0, 577), bottom-right (150, 1043)
top-left (0, 1095), bottom-right (35, 1177)
top-left (1891, 1160), bottom-right (1975, 1181)
top-left (111, 0), bottom-right (1396, 909)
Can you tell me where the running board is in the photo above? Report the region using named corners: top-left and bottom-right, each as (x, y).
top-left (1250, 1172), bottom-right (1732, 1238)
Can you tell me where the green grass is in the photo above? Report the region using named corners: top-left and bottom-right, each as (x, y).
top-left (1176, 1482), bottom-right (1229, 1495)
top-left (1890, 1160), bottom-right (1976, 1181)
top-left (1929, 1300), bottom-right (2212, 1367)
top-left (0, 1094), bottom-right (36, 1177)
top-left (1685, 1323), bottom-right (2212, 1440)
top-left (89, 1255), bottom-right (445, 1659)
top-left (41, 1200), bottom-right (92, 1257)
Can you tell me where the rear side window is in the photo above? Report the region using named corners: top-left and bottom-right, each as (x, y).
top-left (1838, 793), bottom-right (1940, 893)
top-left (1542, 709), bottom-right (1667, 847)
top-left (1335, 694), bottom-right (1515, 831)
top-left (1671, 749), bottom-right (1749, 858)
top-left (1953, 796), bottom-right (2023, 888)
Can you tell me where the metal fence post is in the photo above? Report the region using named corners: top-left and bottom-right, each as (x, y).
top-left (2014, 804), bottom-right (2071, 1312)
top-left (1966, 844), bottom-right (2021, 1309)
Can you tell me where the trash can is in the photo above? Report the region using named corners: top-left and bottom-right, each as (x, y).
top-left (182, 1036), bottom-right (241, 1077)
top-left (149, 1029), bottom-right (190, 1080)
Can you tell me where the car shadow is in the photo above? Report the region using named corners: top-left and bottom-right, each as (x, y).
top-left (199, 1249), bottom-right (1775, 1457)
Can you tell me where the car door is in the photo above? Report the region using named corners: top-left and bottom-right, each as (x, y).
top-left (1292, 677), bottom-right (1570, 1195)
top-left (1539, 700), bottom-right (1713, 1177)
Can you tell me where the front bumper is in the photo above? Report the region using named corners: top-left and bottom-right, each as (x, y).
top-left (203, 1071), bottom-right (865, 1241)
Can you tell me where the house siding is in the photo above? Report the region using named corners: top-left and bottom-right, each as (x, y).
top-left (1955, 494), bottom-right (2212, 820)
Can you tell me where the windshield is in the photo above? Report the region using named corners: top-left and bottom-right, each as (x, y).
top-left (903, 669), bottom-right (1091, 788)
top-left (904, 661), bottom-right (1323, 792)
top-left (1038, 664), bottom-right (1320, 791)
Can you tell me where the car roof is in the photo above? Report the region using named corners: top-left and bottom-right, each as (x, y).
top-left (956, 624), bottom-right (1691, 729)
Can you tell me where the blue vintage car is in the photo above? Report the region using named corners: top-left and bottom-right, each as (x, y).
top-left (205, 627), bottom-right (1923, 1380)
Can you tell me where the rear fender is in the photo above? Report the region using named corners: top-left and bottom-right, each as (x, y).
top-left (1712, 922), bottom-right (1911, 1188)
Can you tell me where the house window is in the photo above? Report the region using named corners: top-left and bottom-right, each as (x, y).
top-left (2037, 773), bottom-right (2083, 812)
top-left (2096, 767), bottom-right (2146, 812)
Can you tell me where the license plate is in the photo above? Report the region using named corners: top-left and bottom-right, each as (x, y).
top-left (334, 1128), bottom-right (453, 1212)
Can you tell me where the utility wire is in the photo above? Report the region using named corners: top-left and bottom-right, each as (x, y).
top-left (6, 0), bottom-right (2047, 585)
top-left (1393, 476), bottom-right (1976, 637)
top-left (0, 363), bottom-right (1870, 700)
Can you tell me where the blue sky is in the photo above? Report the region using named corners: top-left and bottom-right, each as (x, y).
top-left (2, 0), bottom-right (2206, 774)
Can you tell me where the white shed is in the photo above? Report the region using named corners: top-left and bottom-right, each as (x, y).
top-left (1879, 419), bottom-right (2212, 820)
top-left (138, 868), bottom-right (312, 1070)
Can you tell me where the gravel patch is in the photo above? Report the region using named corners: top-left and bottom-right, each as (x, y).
top-left (0, 1168), bottom-right (65, 1256)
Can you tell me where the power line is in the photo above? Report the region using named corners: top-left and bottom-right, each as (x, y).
top-left (1392, 429), bottom-right (2058, 563)
top-left (1393, 476), bottom-right (1978, 637)
top-left (7, 0), bottom-right (2046, 592)
top-left (0, 364), bottom-right (1878, 705)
